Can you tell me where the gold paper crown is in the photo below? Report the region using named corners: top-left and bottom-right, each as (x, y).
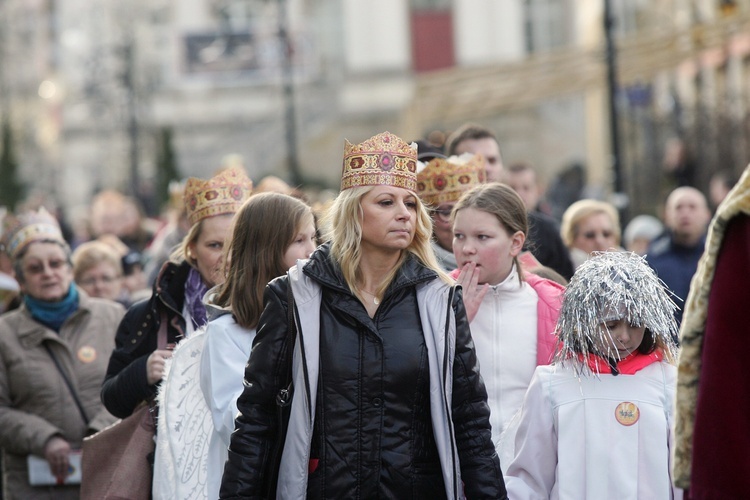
top-left (2, 207), bottom-right (65, 259)
top-left (416, 153), bottom-right (485, 206)
top-left (341, 131), bottom-right (418, 191)
top-left (184, 167), bottom-right (253, 225)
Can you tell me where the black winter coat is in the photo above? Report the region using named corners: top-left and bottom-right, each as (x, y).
top-left (101, 261), bottom-right (190, 418)
top-left (220, 245), bottom-right (507, 499)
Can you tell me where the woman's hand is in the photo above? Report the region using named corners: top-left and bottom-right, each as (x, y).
top-left (456, 262), bottom-right (488, 323)
top-left (146, 349), bottom-right (173, 385)
top-left (43, 436), bottom-right (71, 482)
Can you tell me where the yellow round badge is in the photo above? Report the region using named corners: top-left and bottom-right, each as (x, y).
top-left (615, 401), bottom-right (640, 426)
top-left (77, 346), bottom-right (97, 363)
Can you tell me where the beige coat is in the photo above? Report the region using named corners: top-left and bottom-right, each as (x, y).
top-left (0, 290), bottom-right (124, 500)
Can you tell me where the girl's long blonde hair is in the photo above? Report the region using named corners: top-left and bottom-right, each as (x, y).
top-left (321, 186), bottom-right (450, 300)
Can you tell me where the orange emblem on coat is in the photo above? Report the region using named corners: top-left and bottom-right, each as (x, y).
top-left (77, 346), bottom-right (97, 363)
top-left (615, 401), bottom-right (640, 426)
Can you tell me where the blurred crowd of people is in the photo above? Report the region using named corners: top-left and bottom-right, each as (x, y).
top-left (0, 122), bottom-right (744, 499)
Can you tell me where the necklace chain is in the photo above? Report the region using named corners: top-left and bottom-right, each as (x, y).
top-left (359, 288), bottom-right (380, 305)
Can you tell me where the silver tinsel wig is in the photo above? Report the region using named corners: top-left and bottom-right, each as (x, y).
top-left (554, 251), bottom-right (679, 375)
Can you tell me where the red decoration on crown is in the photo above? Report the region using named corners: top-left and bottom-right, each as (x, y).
top-left (416, 154), bottom-right (485, 207)
top-left (184, 167), bottom-right (253, 225)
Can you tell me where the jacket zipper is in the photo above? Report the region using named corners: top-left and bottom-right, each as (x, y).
top-left (441, 286), bottom-right (459, 499)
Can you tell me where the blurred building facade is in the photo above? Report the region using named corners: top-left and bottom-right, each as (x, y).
top-left (0, 0), bottom-right (749, 218)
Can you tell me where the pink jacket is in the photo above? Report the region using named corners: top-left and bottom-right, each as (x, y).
top-left (525, 273), bottom-right (565, 365)
top-left (449, 269), bottom-right (564, 366)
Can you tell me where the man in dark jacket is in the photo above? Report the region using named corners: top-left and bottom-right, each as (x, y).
top-left (646, 186), bottom-right (711, 327)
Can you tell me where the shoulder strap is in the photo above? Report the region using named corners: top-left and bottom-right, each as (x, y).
top-left (276, 280), bottom-right (297, 407)
top-left (44, 344), bottom-right (90, 426)
top-left (158, 311), bottom-right (169, 350)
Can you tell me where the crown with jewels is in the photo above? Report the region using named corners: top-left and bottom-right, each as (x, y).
top-left (184, 167), bottom-right (253, 225)
top-left (341, 131), bottom-right (418, 192)
top-left (2, 207), bottom-right (65, 259)
top-left (416, 153), bottom-right (485, 206)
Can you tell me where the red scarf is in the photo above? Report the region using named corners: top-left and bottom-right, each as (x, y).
top-left (580, 350), bottom-right (664, 375)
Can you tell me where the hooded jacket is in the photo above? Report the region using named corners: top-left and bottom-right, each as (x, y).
top-left (220, 244), bottom-right (506, 499)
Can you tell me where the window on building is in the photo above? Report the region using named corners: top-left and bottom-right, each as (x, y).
top-left (524, 0), bottom-right (573, 53)
top-left (409, 0), bottom-right (454, 72)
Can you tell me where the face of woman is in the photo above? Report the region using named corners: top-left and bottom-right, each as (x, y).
top-left (360, 186), bottom-right (417, 256)
top-left (188, 214), bottom-right (233, 287)
top-left (77, 262), bottom-right (123, 301)
top-left (453, 207), bottom-right (524, 285)
top-left (282, 216), bottom-right (317, 270)
top-left (573, 212), bottom-right (617, 254)
top-left (431, 202), bottom-right (455, 251)
top-left (18, 242), bottom-right (73, 302)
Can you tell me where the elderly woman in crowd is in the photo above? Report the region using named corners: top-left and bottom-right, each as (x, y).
top-left (72, 240), bottom-right (125, 304)
top-left (0, 209), bottom-right (124, 499)
top-left (560, 198), bottom-right (622, 268)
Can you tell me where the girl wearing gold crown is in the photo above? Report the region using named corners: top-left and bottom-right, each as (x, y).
top-left (220, 132), bottom-right (506, 499)
top-left (101, 167), bottom-right (252, 420)
top-left (0, 208), bottom-right (124, 498)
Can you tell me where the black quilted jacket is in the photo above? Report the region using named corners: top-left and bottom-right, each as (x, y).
top-left (220, 244), bottom-right (507, 499)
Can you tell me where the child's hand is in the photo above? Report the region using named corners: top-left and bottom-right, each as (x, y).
top-left (456, 262), bottom-right (489, 323)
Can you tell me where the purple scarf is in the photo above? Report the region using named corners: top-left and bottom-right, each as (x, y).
top-left (184, 267), bottom-right (209, 328)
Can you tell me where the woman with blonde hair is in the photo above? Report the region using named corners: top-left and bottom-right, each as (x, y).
top-left (72, 240), bottom-right (124, 303)
top-left (101, 167), bottom-right (252, 419)
top-left (560, 198), bottom-right (622, 268)
top-left (220, 132), bottom-right (506, 499)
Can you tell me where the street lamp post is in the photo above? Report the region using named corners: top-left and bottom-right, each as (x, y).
top-left (121, 37), bottom-right (140, 201)
top-left (603, 0), bottom-right (626, 207)
top-left (277, 0), bottom-right (301, 187)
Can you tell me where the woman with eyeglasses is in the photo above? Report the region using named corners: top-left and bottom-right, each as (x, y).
top-left (72, 240), bottom-right (125, 304)
top-left (416, 153), bottom-right (485, 272)
top-left (0, 209), bottom-right (125, 499)
top-left (560, 199), bottom-right (622, 269)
